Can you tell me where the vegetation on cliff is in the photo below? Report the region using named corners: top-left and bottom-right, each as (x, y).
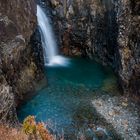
top-left (0, 116), bottom-right (55, 140)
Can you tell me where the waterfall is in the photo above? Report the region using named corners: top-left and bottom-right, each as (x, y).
top-left (37, 5), bottom-right (69, 66)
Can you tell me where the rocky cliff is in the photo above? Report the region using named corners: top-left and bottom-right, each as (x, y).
top-left (46, 0), bottom-right (140, 95)
top-left (116, 0), bottom-right (140, 95)
top-left (0, 0), bottom-right (43, 125)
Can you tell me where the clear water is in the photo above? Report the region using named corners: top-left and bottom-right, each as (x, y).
top-left (18, 58), bottom-right (119, 139)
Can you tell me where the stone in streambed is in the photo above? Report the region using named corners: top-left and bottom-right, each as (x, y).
top-left (85, 128), bottom-right (98, 140)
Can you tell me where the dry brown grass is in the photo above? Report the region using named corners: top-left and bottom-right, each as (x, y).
top-left (0, 116), bottom-right (61, 140)
top-left (0, 125), bottom-right (28, 140)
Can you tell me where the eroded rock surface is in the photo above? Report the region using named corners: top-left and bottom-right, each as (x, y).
top-left (0, 0), bottom-right (43, 125)
top-left (46, 0), bottom-right (139, 95)
top-left (116, 0), bottom-right (140, 95)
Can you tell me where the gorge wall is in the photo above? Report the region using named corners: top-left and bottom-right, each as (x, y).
top-left (46, 0), bottom-right (140, 95)
top-left (0, 0), bottom-right (139, 126)
top-left (0, 0), bottom-right (43, 125)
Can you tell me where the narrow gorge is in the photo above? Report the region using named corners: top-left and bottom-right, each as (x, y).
top-left (0, 0), bottom-right (139, 140)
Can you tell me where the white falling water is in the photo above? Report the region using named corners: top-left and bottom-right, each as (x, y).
top-left (37, 5), bottom-right (69, 66)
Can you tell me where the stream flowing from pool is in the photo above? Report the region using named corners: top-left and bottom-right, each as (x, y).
top-left (18, 58), bottom-right (119, 139)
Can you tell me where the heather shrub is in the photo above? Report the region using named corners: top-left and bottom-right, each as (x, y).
top-left (23, 115), bottom-right (54, 140)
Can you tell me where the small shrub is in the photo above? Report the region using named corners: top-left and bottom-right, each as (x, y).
top-left (23, 115), bottom-right (54, 140)
top-left (23, 116), bottom-right (36, 135)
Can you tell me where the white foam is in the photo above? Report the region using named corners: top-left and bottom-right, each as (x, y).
top-left (37, 5), bottom-right (69, 67)
top-left (46, 55), bottom-right (70, 67)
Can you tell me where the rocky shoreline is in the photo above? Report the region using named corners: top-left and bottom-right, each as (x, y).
top-left (92, 94), bottom-right (140, 139)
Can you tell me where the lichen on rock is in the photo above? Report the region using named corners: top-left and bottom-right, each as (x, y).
top-left (0, 0), bottom-right (44, 124)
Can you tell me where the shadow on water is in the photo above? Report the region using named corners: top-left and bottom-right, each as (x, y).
top-left (69, 102), bottom-right (123, 140)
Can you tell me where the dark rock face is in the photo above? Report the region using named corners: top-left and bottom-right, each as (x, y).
top-left (47, 0), bottom-right (139, 95)
top-left (0, 0), bottom-right (44, 125)
top-left (116, 0), bottom-right (140, 95)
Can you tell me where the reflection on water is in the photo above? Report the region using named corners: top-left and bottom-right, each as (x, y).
top-left (18, 58), bottom-right (120, 139)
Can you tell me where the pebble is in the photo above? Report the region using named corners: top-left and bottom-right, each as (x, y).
top-left (92, 95), bottom-right (140, 139)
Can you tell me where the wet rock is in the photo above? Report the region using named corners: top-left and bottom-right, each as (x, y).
top-left (95, 129), bottom-right (108, 140)
top-left (85, 128), bottom-right (97, 140)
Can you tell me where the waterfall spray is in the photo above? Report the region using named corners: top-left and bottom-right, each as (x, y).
top-left (37, 5), bottom-right (69, 66)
